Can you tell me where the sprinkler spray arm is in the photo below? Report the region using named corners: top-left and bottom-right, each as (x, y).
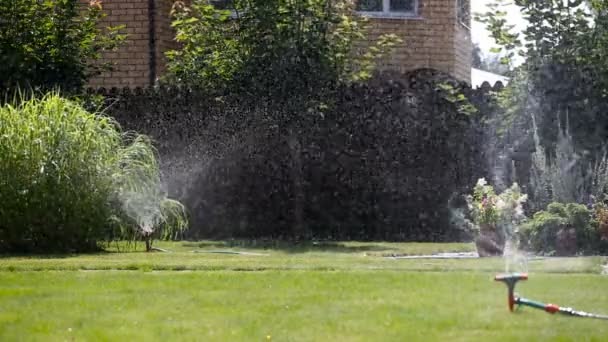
top-left (494, 273), bottom-right (528, 312)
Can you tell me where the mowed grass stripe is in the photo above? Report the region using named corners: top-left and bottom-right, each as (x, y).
top-left (0, 241), bottom-right (604, 274)
top-left (1, 271), bottom-right (607, 341)
top-left (0, 254), bottom-right (603, 273)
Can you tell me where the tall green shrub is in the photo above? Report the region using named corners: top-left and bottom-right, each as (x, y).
top-left (0, 0), bottom-right (124, 92)
top-left (0, 94), bottom-right (187, 253)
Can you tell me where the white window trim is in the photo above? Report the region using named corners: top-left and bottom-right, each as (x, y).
top-left (356, 0), bottom-right (420, 19)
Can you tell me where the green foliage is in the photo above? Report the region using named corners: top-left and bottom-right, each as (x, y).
top-left (519, 202), bottom-right (595, 254)
top-left (520, 210), bottom-right (567, 253)
top-left (471, 43), bottom-right (511, 75)
top-left (165, 1), bottom-right (241, 91)
top-left (0, 0), bottom-right (124, 92)
top-left (0, 94), bottom-right (187, 253)
top-left (478, 0), bottom-right (608, 157)
top-left (477, 0), bottom-right (593, 69)
top-left (567, 203), bottom-right (593, 237)
top-left (467, 179), bottom-right (527, 230)
top-left (546, 202), bottom-right (569, 217)
top-left (468, 178), bottom-right (499, 227)
top-left (437, 83), bottom-right (479, 116)
top-left (478, 0), bottom-right (608, 210)
top-left (165, 0), bottom-right (400, 97)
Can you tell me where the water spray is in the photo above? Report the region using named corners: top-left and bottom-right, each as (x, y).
top-left (495, 273), bottom-right (608, 320)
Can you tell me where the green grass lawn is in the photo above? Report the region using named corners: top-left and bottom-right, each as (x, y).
top-left (1, 241), bottom-right (607, 341)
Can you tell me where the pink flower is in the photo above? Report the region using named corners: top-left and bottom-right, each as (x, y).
top-left (90, 0), bottom-right (102, 9)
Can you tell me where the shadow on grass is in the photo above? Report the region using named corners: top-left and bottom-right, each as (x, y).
top-left (0, 241), bottom-right (138, 258)
top-left (181, 240), bottom-right (394, 254)
top-left (0, 250), bottom-right (112, 259)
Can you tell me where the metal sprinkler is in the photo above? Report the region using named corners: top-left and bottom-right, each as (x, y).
top-left (495, 273), bottom-right (608, 320)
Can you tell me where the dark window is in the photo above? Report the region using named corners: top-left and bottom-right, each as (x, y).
top-left (390, 0), bottom-right (414, 12)
top-left (356, 0), bottom-right (417, 15)
top-left (356, 0), bottom-right (383, 12)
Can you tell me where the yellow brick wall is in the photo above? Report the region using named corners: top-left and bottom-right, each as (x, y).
top-left (453, 21), bottom-right (472, 82)
top-left (360, 0), bottom-right (472, 83)
top-left (81, 0), bottom-right (177, 88)
top-left (84, 0), bottom-right (471, 87)
top-left (81, 0), bottom-right (153, 88)
top-left (155, 0), bottom-right (180, 78)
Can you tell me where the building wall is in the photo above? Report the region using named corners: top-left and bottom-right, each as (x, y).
top-left (81, 0), bottom-right (176, 88)
top-left (84, 0), bottom-right (471, 87)
top-left (155, 0), bottom-right (179, 78)
top-left (81, 0), bottom-right (151, 87)
top-left (361, 0), bottom-right (471, 83)
top-left (453, 4), bottom-right (472, 82)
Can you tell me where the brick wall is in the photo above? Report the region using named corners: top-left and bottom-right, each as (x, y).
top-left (454, 20), bottom-right (472, 82)
top-left (84, 0), bottom-right (471, 87)
top-left (82, 0), bottom-right (176, 88)
top-left (361, 0), bottom-right (472, 83)
top-left (155, 0), bottom-right (179, 78)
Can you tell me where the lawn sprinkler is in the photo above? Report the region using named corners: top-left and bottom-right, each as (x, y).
top-left (494, 273), bottom-right (528, 312)
top-left (495, 273), bottom-right (608, 320)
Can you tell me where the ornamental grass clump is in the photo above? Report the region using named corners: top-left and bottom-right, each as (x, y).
top-left (0, 94), bottom-right (187, 253)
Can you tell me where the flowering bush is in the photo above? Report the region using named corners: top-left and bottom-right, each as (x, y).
top-left (467, 178), bottom-right (528, 235)
top-left (495, 183), bottom-right (528, 230)
top-left (467, 178), bottom-right (499, 228)
top-left (466, 179), bottom-right (527, 256)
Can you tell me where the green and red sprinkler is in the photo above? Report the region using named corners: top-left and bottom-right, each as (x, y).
top-left (495, 273), bottom-right (608, 320)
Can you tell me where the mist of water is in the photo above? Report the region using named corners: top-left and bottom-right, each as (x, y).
top-left (153, 112), bottom-right (255, 235)
top-left (119, 189), bottom-right (164, 235)
top-left (503, 235), bottom-right (529, 273)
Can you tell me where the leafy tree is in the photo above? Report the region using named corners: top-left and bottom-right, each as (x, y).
top-left (472, 43), bottom-right (511, 75)
top-left (482, 53), bottom-right (511, 76)
top-left (477, 0), bottom-right (608, 207)
top-left (472, 43), bottom-right (483, 69)
top-left (165, 0), bottom-right (400, 98)
top-left (478, 0), bottom-right (608, 152)
top-left (0, 0), bottom-right (124, 92)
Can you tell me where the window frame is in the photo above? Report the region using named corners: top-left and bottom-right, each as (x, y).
top-left (356, 0), bottom-right (420, 19)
